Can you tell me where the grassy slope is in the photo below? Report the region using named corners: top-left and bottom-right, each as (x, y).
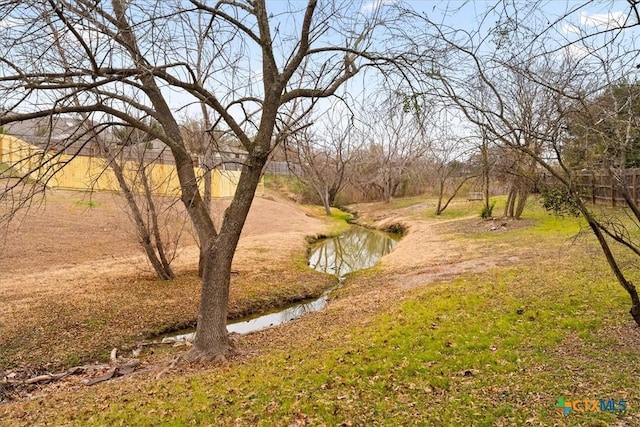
top-left (0, 208), bottom-right (341, 373)
top-left (3, 199), bottom-right (640, 426)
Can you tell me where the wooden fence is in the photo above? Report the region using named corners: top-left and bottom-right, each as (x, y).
top-left (574, 169), bottom-right (640, 207)
top-left (264, 161), bottom-right (301, 175)
top-left (0, 134), bottom-right (261, 197)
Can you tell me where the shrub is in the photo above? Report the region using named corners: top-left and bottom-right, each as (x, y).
top-left (539, 185), bottom-right (581, 217)
top-left (480, 201), bottom-right (495, 219)
top-left (383, 222), bottom-right (408, 236)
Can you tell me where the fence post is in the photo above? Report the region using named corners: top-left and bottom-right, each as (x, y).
top-left (611, 174), bottom-right (616, 207)
top-left (633, 169), bottom-right (638, 206)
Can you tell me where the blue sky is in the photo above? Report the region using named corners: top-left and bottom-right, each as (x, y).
top-left (2, 1), bottom-right (638, 133)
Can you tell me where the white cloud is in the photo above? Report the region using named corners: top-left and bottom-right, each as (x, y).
top-left (360, 0), bottom-right (398, 14)
top-left (562, 43), bottom-right (592, 61)
top-left (579, 11), bottom-right (627, 30)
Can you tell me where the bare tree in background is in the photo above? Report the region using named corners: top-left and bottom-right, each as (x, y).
top-left (433, 58), bottom-right (554, 219)
top-left (49, 12), bottom-right (181, 280)
top-left (417, 0), bottom-right (640, 324)
top-left (284, 107), bottom-right (358, 215)
top-left (351, 94), bottom-right (428, 203)
top-left (0, 0), bottom-right (424, 361)
top-left (109, 126), bottom-right (184, 280)
top-left (430, 137), bottom-right (477, 216)
top-left (1, 4), bottom-right (242, 283)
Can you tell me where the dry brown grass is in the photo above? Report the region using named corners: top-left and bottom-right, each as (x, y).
top-left (0, 189), bottom-right (335, 373)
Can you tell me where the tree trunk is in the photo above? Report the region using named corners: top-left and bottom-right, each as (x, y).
top-left (186, 240), bottom-right (234, 361)
top-left (323, 185), bottom-right (332, 216)
top-left (201, 101), bottom-right (213, 217)
top-left (204, 167), bottom-right (212, 214)
top-left (504, 185), bottom-right (515, 218)
top-left (613, 168), bottom-right (640, 223)
top-left (435, 180), bottom-right (444, 215)
top-left (198, 166), bottom-right (211, 277)
top-left (328, 185), bottom-right (339, 208)
top-left (140, 165), bottom-right (175, 279)
top-left (514, 183), bottom-right (529, 219)
top-left (580, 200), bottom-right (640, 326)
top-left (198, 246), bottom-right (206, 278)
top-left (508, 190), bottom-right (516, 217)
top-left (631, 291), bottom-right (640, 326)
top-left (481, 137), bottom-right (490, 214)
top-left (383, 175), bottom-right (392, 203)
top-left (186, 147), bottom-right (269, 361)
top-left (439, 175), bottom-right (477, 216)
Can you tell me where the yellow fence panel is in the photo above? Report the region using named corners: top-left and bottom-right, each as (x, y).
top-left (0, 135), bottom-right (256, 198)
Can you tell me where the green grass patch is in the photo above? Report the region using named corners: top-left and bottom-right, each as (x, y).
top-left (29, 237), bottom-right (637, 426)
top-left (303, 205), bottom-right (353, 236)
top-left (391, 196), bottom-right (427, 209)
top-left (329, 207), bottom-right (353, 222)
top-left (0, 161), bottom-right (22, 178)
top-left (423, 198), bottom-right (500, 220)
top-left (446, 197), bottom-right (586, 248)
top-left (73, 199), bottom-right (100, 208)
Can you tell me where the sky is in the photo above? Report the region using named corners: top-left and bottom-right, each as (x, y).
top-left (1, 1), bottom-right (639, 139)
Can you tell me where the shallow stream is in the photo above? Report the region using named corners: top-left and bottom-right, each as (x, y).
top-left (163, 226), bottom-right (399, 342)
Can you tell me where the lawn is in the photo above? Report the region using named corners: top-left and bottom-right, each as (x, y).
top-left (2, 196), bottom-right (639, 426)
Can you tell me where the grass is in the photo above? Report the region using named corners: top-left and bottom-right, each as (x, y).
top-left (327, 208), bottom-right (354, 235)
top-left (3, 196), bottom-right (640, 425)
top-left (301, 205), bottom-right (353, 236)
top-left (0, 162), bottom-right (21, 178)
top-left (0, 261), bottom-right (334, 374)
top-left (419, 199), bottom-right (492, 220)
top-left (263, 173), bottom-right (305, 197)
top-left (73, 199), bottom-right (100, 208)
top-left (391, 196), bottom-right (427, 209)
top-left (13, 241), bottom-right (636, 425)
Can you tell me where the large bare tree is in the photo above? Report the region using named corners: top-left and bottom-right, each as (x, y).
top-left (0, 0), bottom-right (422, 360)
top-left (415, 0), bottom-right (640, 324)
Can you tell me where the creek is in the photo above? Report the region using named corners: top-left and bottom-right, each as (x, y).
top-left (163, 226), bottom-right (399, 342)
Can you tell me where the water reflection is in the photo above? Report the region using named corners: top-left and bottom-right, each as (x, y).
top-left (227, 294), bottom-right (328, 334)
top-left (162, 227), bottom-right (399, 341)
top-left (164, 295), bottom-right (329, 341)
top-left (308, 227), bottom-right (398, 278)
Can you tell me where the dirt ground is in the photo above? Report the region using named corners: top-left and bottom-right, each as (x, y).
top-left (0, 189), bottom-right (330, 302)
top-left (0, 188), bottom-right (326, 274)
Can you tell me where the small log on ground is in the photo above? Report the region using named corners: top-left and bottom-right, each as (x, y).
top-left (84, 359), bottom-right (141, 386)
top-left (84, 368), bottom-right (117, 386)
top-left (1, 365), bottom-right (93, 386)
